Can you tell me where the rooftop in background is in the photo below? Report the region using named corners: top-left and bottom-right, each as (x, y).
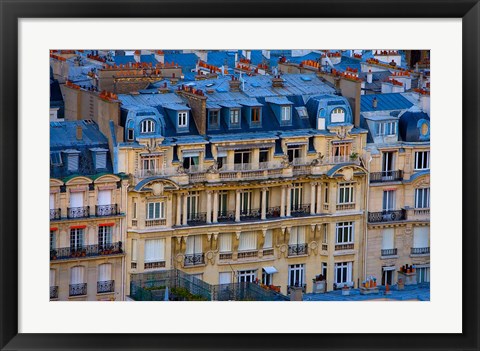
top-left (361, 93), bottom-right (414, 112)
top-left (50, 120), bottom-right (109, 148)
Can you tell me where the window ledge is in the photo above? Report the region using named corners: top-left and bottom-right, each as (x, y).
top-left (380, 255), bottom-right (399, 260)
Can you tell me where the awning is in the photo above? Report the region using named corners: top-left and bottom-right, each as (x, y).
top-left (263, 266), bottom-right (278, 274)
top-left (182, 150), bottom-right (201, 157)
top-left (286, 141), bottom-right (308, 146)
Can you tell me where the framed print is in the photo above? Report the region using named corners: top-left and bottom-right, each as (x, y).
top-left (1, 0), bottom-right (479, 350)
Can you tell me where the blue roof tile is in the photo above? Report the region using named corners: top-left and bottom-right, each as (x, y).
top-left (361, 93), bottom-right (413, 112)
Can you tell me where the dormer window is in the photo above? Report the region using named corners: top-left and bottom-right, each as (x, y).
top-left (377, 121), bottom-right (397, 136)
top-left (50, 151), bottom-right (62, 166)
top-left (91, 148), bottom-right (108, 170)
top-left (251, 107), bottom-right (261, 127)
top-left (126, 120), bottom-right (134, 141)
top-left (178, 111), bottom-right (188, 128)
top-left (331, 108), bottom-right (345, 123)
top-left (230, 109), bottom-right (240, 128)
top-left (64, 150), bottom-right (80, 172)
top-left (296, 107), bottom-right (308, 118)
top-left (208, 110), bottom-right (220, 129)
top-left (141, 119), bottom-right (155, 133)
top-left (281, 106), bottom-right (291, 125)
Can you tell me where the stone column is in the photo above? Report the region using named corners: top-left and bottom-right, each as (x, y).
top-left (280, 185), bottom-right (286, 217)
top-left (182, 193), bottom-right (188, 226)
top-left (176, 193), bottom-right (182, 226)
top-left (235, 189), bottom-right (241, 222)
top-left (261, 187), bottom-right (267, 220)
top-left (206, 190), bottom-right (212, 224)
top-left (286, 185), bottom-right (292, 217)
top-left (212, 191), bottom-right (219, 223)
top-left (316, 183), bottom-right (322, 214)
top-left (310, 182), bottom-right (316, 215)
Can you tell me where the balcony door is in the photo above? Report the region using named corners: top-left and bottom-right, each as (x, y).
top-left (240, 191), bottom-right (252, 215)
top-left (187, 191), bottom-right (200, 220)
top-left (70, 228), bottom-right (84, 251)
top-left (218, 191), bottom-right (228, 216)
top-left (234, 150), bottom-right (251, 170)
top-left (382, 152), bottom-right (395, 179)
top-left (332, 142), bottom-right (351, 162)
top-left (382, 190), bottom-right (396, 212)
top-left (98, 225), bottom-right (112, 249)
top-left (237, 269), bottom-right (256, 283)
top-left (186, 235), bottom-right (202, 255)
top-left (288, 264), bottom-right (305, 287)
top-left (290, 184), bottom-right (303, 211)
top-left (382, 267), bottom-right (394, 286)
top-left (287, 146), bottom-right (301, 163)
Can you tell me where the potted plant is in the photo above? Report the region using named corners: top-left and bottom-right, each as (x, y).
top-left (349, 152), bottom-right (359, 161)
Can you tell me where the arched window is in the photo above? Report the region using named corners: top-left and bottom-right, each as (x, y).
top-left (141, 119), bottom-right (155, 133)
top-left (331, 107), bottom-right (345, 123)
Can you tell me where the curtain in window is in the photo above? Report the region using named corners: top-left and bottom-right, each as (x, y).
top-left (289, 226), bottom-right (306, 245)
top-left (98, 263), bottom-right (112, 282)
top-left (50, 269), bottom-right (56, 287)
top-left (186, 235), bottom-right (202, 254)
top-left (219, 233), bottom-right (232, 252)
top-left (70, 266), bottom-right (85, 284)
top-left (382, 228), bottom-right (395, 250)
top-left (239, 232), bottom-right (257, 251)
top-left (144, 239), bottom-right (165, 262)
top-left (263, 230), bottom-right (273, 248)
top-left (97, 190), bottom-right (112, 206)
top-left (413, 227), bottom-right (429, 248)
top-left (70, 192), bottom-right (83, 207)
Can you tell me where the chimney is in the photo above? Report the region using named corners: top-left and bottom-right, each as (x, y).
top-left (155, 50), bottom-right (164, 64)
top-left (229, 76), bottom-right (241, 92)
top-left (272, 75), bottom-right (284, 88)
top-left (246, 50), bottom-right (251, 61)
top-left (367, 70), bottom-right (373, 84)
top-left (76, 125), bottom-right (83, 140)
top-left (134, 50), bottom-right (141, 63)
top-left (372, 97), bottom-right (378, 109)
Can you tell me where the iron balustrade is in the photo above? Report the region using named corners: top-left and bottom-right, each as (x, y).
top-left (291, 204), bottom-right (311, 216)
top-left (240, 208), bottom-right (261, 220)
top-left (368, 209), bottom-right (406, 223)
top-left (288, 243), bottom-right (308, 256)
top-left (411, 247), bottom-right (430, 255)
top-left (95, 204), bottom-right (119, 216)
top-left (335, 243), bottom-right (354, 251)
top-left (184, 253), bottom-right (205, 266)
top-left (50, 285), bottom-right (58, 299)
top-left (69, 283), bottom-right (87, 297)
top-left (370, 170), bottom-right (403, 183)
top-left (144, 261), bottom-right (166, 269)
top-left (97, 280), bottom-right (115, 293)
top-left (217, 210), bottom-right (235, 222)
top-left (187, 212), bottom-right (207, 225)
top-left (67, 206), bottom-right (90, 219)
top-left (381, 248), bottom-right (398, 256)
top-left (266, 206), bottom-right (281, 218)
top-left (50, 241), bottom-right (123, 261)
top-left (50, 208), bottom-right (61, 220)
top-left (262, 248), bottom-right (274, 256)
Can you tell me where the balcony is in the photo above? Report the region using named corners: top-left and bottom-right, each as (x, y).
top-left (381, 248), bottom-right (398, 256)
top-left (288, 243), bottom-right (308, 256)
top-left (240, 208), bottom-right (261, 220)
top-left (145, 219), bottom-right (166, 227)
top-left (187, 212), bottom-right (207, 226)
top-left (135, 167), bottom-right (177, 179)
top-left (50, 285), bottom-right (58, 299)
top-left (323, 156), bottom-right (361, 166)
top-left (266, 206), bottom-right (281, 218)
top-left (368, 209), bottom-right (406, 223)
top-left (50, 241), bottom-right (123, 261)
top-left (370, 170), bottom-right (403, 183)
top-left (50, 208), bottom-right (61, 220)
top-left (219, 161), bottom-right (283, 180)
top-left (69, 283), bottom-right (87, 297)
top-left (262, 248), bottom-right (274, 256)
top-left (97, 280), bottom-right (115, 293)
top-left (184, 253), bottom-right (205, 266)
top-left (95, 204), bottom-right (119, 217)
top-left (219, 252), bottom-right (233, 260)
top-left (218, 210), bottom-right (236, 222)
top-left (336, 203), bottom-right (355, 211)
top-left (411, 247), bottom-right (430, 255)
top-left (237, 250), bottom-right (258, 259)
top-left (335, 243), bottom-right (354, 251)
top-left (67, 206), bottom-right (90, 219)
top-left (291, 204), bottom-right (311, 217)
top-left (404, 207), bottom-right (430, 221)
top-left (144, 261), bottom-right (166, 269)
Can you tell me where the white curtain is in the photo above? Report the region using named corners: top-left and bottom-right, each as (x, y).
top-left (70, 266), bottom-right (85, 284)
top-left (97, 190), bottom-right (112, 205)
top-left (382, 229), bottom-right (395, 250)
top-left (413, 227), bottom-right (429, 248)
top-left (289, 226), bottom-right (306, 245)
top-left (144, 239), bottom-right (165, 262)
top-left (186, 235), bottom-right (202, 254)
top-left (98, 263), bottom-right (112, 282)
top-left (70, 192), bottom-right (83, 207)
top-left (239, 232), bottom-right (257, 251)
top-left (263, 230), bottom-right (273, 249)
top-left (219, 234), bottom-right (232, 252)
top-left (50, 269), bottom-right (56, 287)
top-left (131, 239), bottom-right (137, 261)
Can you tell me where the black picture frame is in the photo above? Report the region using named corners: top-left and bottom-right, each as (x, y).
top-left (1, 1), bottom-right (478, 350)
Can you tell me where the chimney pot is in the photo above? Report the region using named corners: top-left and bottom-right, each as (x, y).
top-left (76, 125), bottom-right (83, 140)
top-left (372, 97), bottom-right (378, 109)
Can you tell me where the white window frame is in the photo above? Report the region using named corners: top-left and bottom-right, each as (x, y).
top-left (187, 191), bottom-right (200, 219)
top-left (141, 119), bottom-right (155, 133)
top-left (237, 269), bottom-right (256, 283)
top-left (147, 201), bottom-right (165, 220)
top-left (383, 190), bottom-right (396, 211)
top-left (70, 228), bottom-right (84, 250)
top-left (334, 261), bottom-right (352, 285)
top-left (178, 111), bottom-right (188, 127)
top-left (378, 121), bottom-right (397, 136)
top-left (337, 183), bottom-right (355, 204)
top-left (335, 222), bottom-right (354, 244)
top-left (288, 264), bottom-right (305, 287)
top-left (414, 151), bottom-right (430, 170)
top-left (331, 107), bottom-right (346, 123)
top-left (415, 188), bottom-right (430, 208)
top-left (230, 109), bottom-right (240, 126)
top-left (281, 106), bottom-right (291, 121)
top-left (98, 225), bottom-right (113, 247)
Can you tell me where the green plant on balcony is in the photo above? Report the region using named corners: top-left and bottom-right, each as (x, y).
top-left (349, 152), bottom-right (359, 161)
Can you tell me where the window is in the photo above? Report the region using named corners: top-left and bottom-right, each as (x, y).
top-left (240, 191), bottom-right (252, 214)
top-left (183, 150), bottom-right (200, 171)
top-left (98, 225), bottom-right (112, 248)
top-left (289, 226), bottom-right (306, 245)
top-left (259, 148), bottom-right (269, 163)
top-left (324, 184), bottom-right (329, 204)
top-left (141, 156), bottom-right (159, 172)
top-left (263, 230), bottom-right (273, 249)
top-left (70, 266), bottom-right (85, 285)
top-left (296, 106), bottom-right (308, 118)
top-left (230, 109), bottom-right (240, 127)
top-left (322, 262), bottom-right (328, 280)
top-left (416, 266), bottom-right (430, 283)
top-left (332, 142), bottom-right (351, 159)
top-left (97, 190), bottom-right (112, 206)
top-left (70, 192), bottom-right (84, 208)
top-left (50, 269), bottom-right (56, 287)
top-left (338, 183), bottom-right (355, 204)
top-left (186, 235), bottom-right (202, 254)
top-left (382, 228), bottom-right (395, 250)
top-left (187, 192), bottom-right (200, 219)
top-left (127, 128), bottom-right (134, 141)
top-left (147, 202), bottom-right (165, 219)
top-left (251, 107), bottom-right (261, 125)
top-left (238, 270), bottom-right (256, 283)
top-left (219, 272), bottom-right (232, 285)
top-left (415, 188), bottom-right (430, 208)
top-left (219, 233), bottom-right (232, 253)
top-left (334, 262), bottom-right (352, 285)
top-left (94, 151), bottom-right (107, 169)
top-left (50, 152), bottom-right (62, 166)
top-left (70, 228), bottom-right (84, 251)
top-left (132, 200), bottom-right (137, 219)
top-left (331, 107), bottom-right (345, 123)
top-left (218, 190), bottom-right (228, 216)
top-left (144, 239), bottom-right (165, 263)
top-left (208, 110), bottom-right (220, 128)
top-left (50, 230), bottom-right (56, 250)
top-left (178, 112), bottom-right (188, 127)
top-left (238, 232), bottom-right (257, 251)
top-left (382, 152), bottom-right (395, 176)
top-left (141, 119), bottom-right (155, 133)
top-left (262, 270), bottom-right (272, 285)
top-left (413, 227), bottom-right (429, 249)
top-left (322, 224), bottom-right (328, 244)
top-left (131, 239), bottom-right (137, 262)
top-left (290, 183), bottom-right (303, 210)
top-left (383, 190), bottom-right (396, 211)
top-left (287, 146), bottom-right (301, 162)
top-left (414, 151), bottom-right (430, 170)
top-left (281, 106), bottom-right (291, 121)
top-left (382, 267), bottom-right (395, 285)
top-left (377, 121), bottom-right (397, 136)
top-left (50, 194), bottom-right (55, 209)
top-left (234, 150), bottom-right (251, 170)
top-left (67, 153), bottom-right (79, 172)
top-left (98, 263), bottom-right (112, 283)
top-left (288, 264), bottom-right (305, 287)
top-left (336, 222), bottom-right (354, 243)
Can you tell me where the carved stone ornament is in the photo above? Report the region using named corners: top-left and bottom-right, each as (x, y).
top-left (176, 165), bottom-right (187, 174)
top-left (175, 253), bottom-right (184, 264)
top-left (342, 167), bottom-right (354, 181)
top-left (206, 251), bottom-right (215, 265)
top-left (206, 163), bottom-right (219, 174)
top-left (152, 182), bottom-right (164, 196)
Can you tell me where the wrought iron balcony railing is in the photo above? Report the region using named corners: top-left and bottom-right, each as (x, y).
top-left (50, 241), bottom-right (123, 261)
top-left (50, 208), bottom-right (61, 220)
top-left (95, 204), bottom-right (119, 217)
top-left (266, 206), bottom-right (281, 218)
top-left (381, 248), bottom-right (398, 256)
top-left (50, 285), bottom-right (58, 299)
top-left (69, 283), bottom-right (87, 297)
top-left (291, 204), bottom-right (311, 216)
top-left (368, 209), bottom-right (406, 223)
top-left (240, 208), bottom-right (261, 220)
top-left (97, 280), bottom-right (115, 294)
top-left (184, 253), bottom-right (205, 266)
top-left (67, 206), bottom-right (90, 219)
top-left (187, 212), bottom-right (207, 225)
top-left (217, 210), bottom-right (236, 222)
top-left (288, 243), bottom-right (308, 256)
top-left (411, 247), bottom-right (430, 255)
top-left (370, 170), bottom-right (403, 183)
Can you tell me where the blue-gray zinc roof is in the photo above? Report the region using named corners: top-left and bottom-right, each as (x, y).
top-left (361, 93), bottom-right (413, 112)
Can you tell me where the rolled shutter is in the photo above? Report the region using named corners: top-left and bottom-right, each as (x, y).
top-left (219, 233), bottom-right (232, 252)
top-left (98, 263), bottom-right (112, 282)
top-left (239, 232), bottom-right (257, 251)
top-left (413, 227), bottom-right (429, 248)
top-left (263, 230), bottom-right (273, 248)
top-left (382, 229), bottom-right (395, 250)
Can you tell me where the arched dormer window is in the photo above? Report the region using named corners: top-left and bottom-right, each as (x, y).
top-left (141, 119), bottom-right (155, 133)
top-left (331, 107), bottom-right (345, 123)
